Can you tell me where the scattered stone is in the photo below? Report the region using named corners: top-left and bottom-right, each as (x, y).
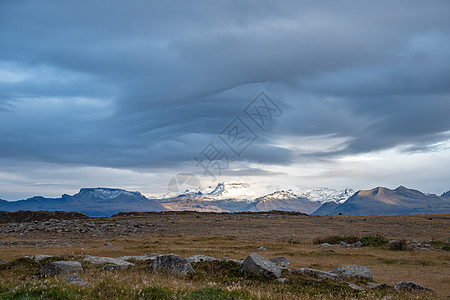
top-left (346, 282), bottom-right (364, 290)
top-left (25, 254), bottom-right (53, 261)
top-left (151, 254), bottom-right (195, 276)
top-left (104, 242), bottom-right (113, 246)
top-left (319, 243), bottom-right (332, 248)
top-left (221, 257), bottom-right (244, 264)
top-left (339, 241), bottom-right (349, 247)
top-left (366, 282), bottom-right (383, 289)
top-left (352, 241), bottom-right (363, 247)
top-left (83, 256), bottom-right (134, 269)
top-left (63, 273), bottom-right (88, 286)
top-left (240, 253), bottom-right (282, 278)
top-left (39, 261), bottom-right (83, 277)
top-left (394, 281), bottom-right (433, 292)
top-left (297, 268), bottom-right (338, 280)
top-left (118, 254), bottom-right (160, 261)
top-left (269, 257), bottom-right (291, 268)
top-left (277, 278), bottom-right (288, 283)
top-left (323, 249), bottom-right (335, 253)
top-left (187, 255), bottom-right (217, 263)
top-left (0, 260), bottom-right (8, 264)
top-left (329, 265), bottom-right (373, 280)
top-left (257, 246), bottom-right (267, 251)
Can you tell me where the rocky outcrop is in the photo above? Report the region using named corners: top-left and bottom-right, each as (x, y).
top-left (187, 255), bottom-right (217, 263)
top-left (269, 257), bottom-right (291, 268)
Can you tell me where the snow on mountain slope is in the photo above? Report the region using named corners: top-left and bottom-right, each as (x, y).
top-left (159, 181), bottom-right (354, 204)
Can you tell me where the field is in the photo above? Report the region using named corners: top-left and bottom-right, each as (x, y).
top-left (0, 211), bottom-right (449, 299)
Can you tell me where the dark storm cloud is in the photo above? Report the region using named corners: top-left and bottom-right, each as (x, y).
top-left (0, 0), bottom-right (450, 171)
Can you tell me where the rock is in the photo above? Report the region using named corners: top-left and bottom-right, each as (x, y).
top-left (319, 243), bottom-right (332, 248)
top-left (25, 254), bottom-right (53, 261)
top-left (257, 246), bottom-right (267, 251)
top-left (394, 281), bottom-right (433, 292)
top-left (339, 241), bottom-right (349, 247)
top-left (329, 265), bottom-right (373, 280)
top-left (0, 260), bottom-right (8, 264)
top-left (83, 256), bottom-right (134, 269)
top-left (323, 249), bottom-right (335, 253)
top-left (352, 241), bottom-right (363, 247)
top-left (63, 273), bottom-right (88, 286)
top-left (117, 254), bottom-right (160, 261)
top-left (269, 257), bottom-right (291, 268)
top-left (104, 242), bottom-right (113, 246)
top-left (366, 282), bottom-right (383, 289)
top-left (346, 282), bottom-right (364, 290)
top-left (239, 253), bottom-right (282, 278)
top-left (277, 278), bottom-right (288, 283)
top-left (39, 261), bottom-right (83, 277)
top-left (221, 257), bottom-right (244, 264)
top-left (187, 255), bottom-right (217, 263)
top-left (151, 254), bottom-right (195, 276)
top-left (297, 268), bottom-right (338, 280)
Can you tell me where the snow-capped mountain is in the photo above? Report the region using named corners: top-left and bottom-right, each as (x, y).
top-left (158, 182), bottom-right (355, 213)
top-left (293, 187), bottom-right (355, 204)
top-left (159, 182), bottom-right (354, 204)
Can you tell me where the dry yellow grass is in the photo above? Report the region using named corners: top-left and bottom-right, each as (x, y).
top-left (0, 212), bottom-right (449, 299)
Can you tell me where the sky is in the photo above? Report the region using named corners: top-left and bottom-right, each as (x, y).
top-left (1, 1), bottom-right (450, 200)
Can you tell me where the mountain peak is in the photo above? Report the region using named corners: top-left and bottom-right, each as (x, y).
top-left (76, 188), bottom-right (141, 199)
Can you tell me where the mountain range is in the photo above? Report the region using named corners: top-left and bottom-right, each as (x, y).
top-left (0, 183), bottom-right (449, 217)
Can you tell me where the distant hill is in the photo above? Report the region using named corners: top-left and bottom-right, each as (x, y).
top-left (0, 188), bottom-right (165, 217)
top-left (312, 186), bottom-right (450, 216)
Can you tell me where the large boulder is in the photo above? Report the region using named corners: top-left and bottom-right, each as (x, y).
top-left (151, 254), bottom-right (195, 275)
top-left (239, 253), bottom-right (282, 278)
top-left (187, 255), bottom-right (217, 264)
top-left (329, 265), bottom-right (373, 280)
top-left (269, 257), bottom-right (291, 268)
top-left (394, 281), bottom-right (433, 292)
top-left (39, 261), bottom-right (83, 277)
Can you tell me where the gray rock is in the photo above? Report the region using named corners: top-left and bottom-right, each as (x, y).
top-left (151, 254), bottom-right (195, 276)
top-left (83, 255), bottom-right (134, 268)
top-left (63, 273), bottom-right (88, 286)
top-left (366, 282), bottom-right (383, 289)
top-left (257, 246), bottom-right (267, 251)
top-left (221, 257), bottom-right (244, 264)
top-left (323, 249), bottom-right (335, 253)
top-left (104, 242), bottom-right (113, 246)
top-left (277, 278), bottom-right (288, 283)
top-left (352, 241), bottom-right (363, 247)
top-left (39, 261), bottom-right (83, 277)
top-left (187, 255), bottom-right (217, 263)
top-left (394, 281), bottom-right (433, 292)
top-left (297, 268), bottom-right (338, 280)
top-left (0, 260), bottom-right (7, 264)
top-left (346, 282), bottom-right (364, 290)
top-left (269, 257), bottom-right (291, 268)
top-left (319, 243), bottom-right (332, 248)
top-left (240, 253), bottom-right (282, 278)
top-left (25, 254), bottom-right (53, 261)
top-left (117, 254), bottom-right (160, 262)
top-left (329, 265), bottom-right (373, 280)
top-left (339, 241), bottom-right (349, 247)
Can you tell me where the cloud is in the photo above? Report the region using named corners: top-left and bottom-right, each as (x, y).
top-left (0, 1), bottom-right (450, 197)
